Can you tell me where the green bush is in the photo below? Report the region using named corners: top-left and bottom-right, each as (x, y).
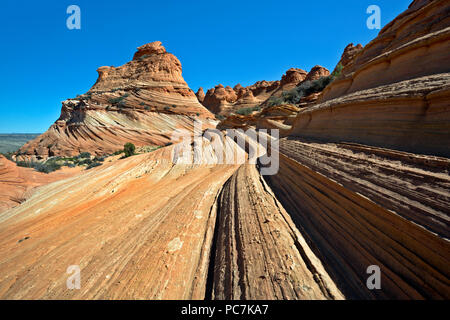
top-left (123, 142), bottom-right (136, 158)
top-left (16, 161), bottom-right (35, 168)
top-left (77, 158), bottom-right (92, 165)
top-left (331, 63), bottom-right (343, 80)
top-left (16, 160), bottom-right (61, 174)
top-left (236, 106), bottom-right (261, 115)
top-left (35, 161), bottom-right (61, 173)
top-left (93, 156), bottom-right (105, 162)
top-left (109, 93), bottom-right (129, 105)
top-left (78, 152), bottom-right (91, 159)
top-left (86, 162), bottom-right (102, 170)
top-left (113, 149), bottom-right (124, 156)
top-left (267, 96), bottom-right (285, 107)
top-left (268, 75), bottom-right (334, 106)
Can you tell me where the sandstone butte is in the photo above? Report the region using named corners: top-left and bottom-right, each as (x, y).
top-left (0, 0), bottom-right (449, 300)
top-left (16, 41), bottom-right (216, 162)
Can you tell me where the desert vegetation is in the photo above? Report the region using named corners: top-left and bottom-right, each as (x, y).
top-left (235, 106), bottom-right (261, 115)
top-left (268, 63), bottom-right (343, 106)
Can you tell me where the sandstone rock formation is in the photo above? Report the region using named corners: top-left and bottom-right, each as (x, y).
top-left (267, 0), bottom-right (450, 298)
top-left (0, 155), bottom-right (81, 213)
top-left (209, 164), bottom-right (343, 300)
top-left (217, 104), bottom-right (300, 135)
top-left (289, 0), bottom-right (450, 157)
top-left (16, 41), bottom-right (216, 161)
top-left (0, 0), bottom-right (448, 301)
top-left (201, 66), bottom-right (329, 116)
top-left (265, 139), bottom-right (450, 299)
top-left (317, 0), bottom-right (450, 102)
top-left (0, 136), bottom-right (343, 299)
top-left (196, 87), bottom-right (205, 103)
top-left (337, 43), bottom-right (364, 70)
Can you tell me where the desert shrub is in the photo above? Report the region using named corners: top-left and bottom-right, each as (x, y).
top-left (77, 158), bottom-right (92, 165)
top-left (330, 63), bottom-right (343, 81)
top-left (108, 93), bottom-right (129, 105)
top-left (64, 162), bottom-right (76, 168)
top-left (164, 106), bottom-right (171, 111)
top-left (236, 106), bottom-right (261, 115)
top-left (113, 149), bottom-right (124, 156)
top-left (145, 106), bottom-right (150, 111)
top-left (16, 160), bottom-right (61, 173)
top-left (35, 161), bottom-right (61, 173)
top-left (93, 155), bottom-right (105, 162)
top-left (215, 114), bottom-right (225, 121)
top-left (123, 142), bottom-right (136, 158)
top-left (269, 75), bottom-right (335, 106)
top-left (267, 96), bottom-right (285, 107)
top-left (78, 152), bottom-right (91, 159)
top-left (16, 161), bottom-right (35, 168)
top-left (86, 162), bottom-right (102, 170)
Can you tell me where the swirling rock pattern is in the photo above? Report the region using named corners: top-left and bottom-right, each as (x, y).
top-left (16, 42), bottom-right (215, 161)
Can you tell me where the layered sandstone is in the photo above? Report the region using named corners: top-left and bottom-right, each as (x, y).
top-left (0, 135), bottom-right (343, 299)
top-left (290, 0), bottom-right (450, 157)
top-left (209, 164), bottom-right (343, 300)
top-left (265, 139), bottom-right (450, 299)
top-left (0, 0), bottom-right (448, 301)
top-left (217, 104), bottom-right (300, 135)
top-left (0, 155), bottom-right (81, 213)
top-left (17, 41), bottom-right (216, 161)
top-left (274, 0), bottom-right (450, 298)
top-left (318, 0), bottom-right (450, 102)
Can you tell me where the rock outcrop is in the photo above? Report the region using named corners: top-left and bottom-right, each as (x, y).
top-left (266, 0), bottom-right (450, 299)
top-left (217, 104), bottom-right (300, 135)
top-left (290, 0), bottom-right (450, 157)
top-left (196, 87), bottom-right (205, 103)
top-left (318, 0), bottom-right (450, 102)
top-left (200, 66), bottom-right (329, 116)
top-left (16, 41), bottom-right (216, 161)
top-left (0, 155), bottom-right (81, 213)
top-left (337, 43), bottom-right (364, 70)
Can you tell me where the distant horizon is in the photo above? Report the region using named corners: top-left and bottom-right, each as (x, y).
top-left (0, 133), bottom-right (42, 135)
top-left (0, 0), bottom-right (412, 133)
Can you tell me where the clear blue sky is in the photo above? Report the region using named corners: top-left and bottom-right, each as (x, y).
top-left (0, 0), bottom-right (411, 133)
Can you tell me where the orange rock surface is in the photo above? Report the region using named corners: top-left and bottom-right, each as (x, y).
top-left (0, 155), bottom-right (81, 213)
top-left (0, 0), bottom-right (448, 301)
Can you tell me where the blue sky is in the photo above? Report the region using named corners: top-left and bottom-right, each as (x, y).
top-left (0, 0), bottom-right (411, 133)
